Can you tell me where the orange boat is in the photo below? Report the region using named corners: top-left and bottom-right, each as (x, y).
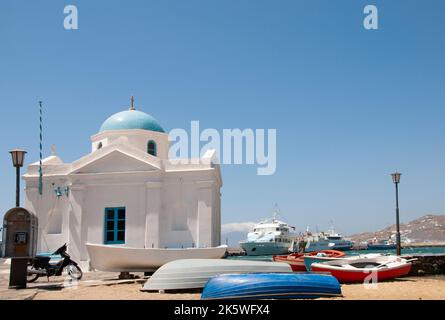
top-left (273, 250), bottom-right (345, 272)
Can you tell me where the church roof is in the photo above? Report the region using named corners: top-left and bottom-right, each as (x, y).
top-left (99, 98), bottom-right (164, 133)
top-left (100, 109), bottom-right (165, 133)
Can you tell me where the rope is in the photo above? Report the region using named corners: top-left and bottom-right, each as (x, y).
top-left (39, 101), bottom-right (43, 195)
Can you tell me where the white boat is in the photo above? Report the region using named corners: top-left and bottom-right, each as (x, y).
top-left (141, 258), bottom-right (293, 291)
top-left (86, 243), bottom-right (228, 272)
top-left (304, 230), bottom-right (353, 252)
top-left (311, 255), bottom-right (414, 283)
top-left (239, 210), bottom-right (297, 256)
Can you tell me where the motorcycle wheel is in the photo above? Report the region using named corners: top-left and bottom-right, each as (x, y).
top-left (66, 263), bottom-right (83, 280)
top-left (27, 266), bottom-right (40, 283)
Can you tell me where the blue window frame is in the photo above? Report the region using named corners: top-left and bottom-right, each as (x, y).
top-left (104, 207), bottom-right (126, 244)
top-left (147, 140), bottom-right (157, 156)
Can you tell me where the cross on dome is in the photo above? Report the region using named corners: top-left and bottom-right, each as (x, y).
top-left (129, 96), bottom-right (135, 110)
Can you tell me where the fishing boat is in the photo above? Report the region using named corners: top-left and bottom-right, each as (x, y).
top-left (142, 258), bottom-right (292, 291)
top-left (304, 252), bottom-right (382, 271)
top-left (239, 210), bottom-right (297, 256)
top-left (273, 250), bottom-right (345, 272)
top-left (86, 243), bottom-right (228, 272)
top-left (310, 255), bottom-right (413, 283)
top-left (201, 273), bottom-right (342, 300)
top-left (303, 250), bottom-right (345, 271)
top-left (272, 253), bottom-right (306, 271)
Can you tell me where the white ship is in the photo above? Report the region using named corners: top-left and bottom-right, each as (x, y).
top-left (304, 229), bottom-right (353, 252)
top-left (239, 211), bottom-right (297, 256)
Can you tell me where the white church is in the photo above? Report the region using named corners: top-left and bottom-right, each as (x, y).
top-left (23, 98), bottom-right (222, 269)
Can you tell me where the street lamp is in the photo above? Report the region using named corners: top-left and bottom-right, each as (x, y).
top-left (9, 149), bottom-right (27, 207)
top-left (391, 172), bottom-right (402, 256)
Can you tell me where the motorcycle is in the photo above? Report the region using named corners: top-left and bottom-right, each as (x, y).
top-left (27, 243), bottom-right (83, 283)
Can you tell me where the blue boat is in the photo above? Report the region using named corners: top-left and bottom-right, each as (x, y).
top-left (201, 273), bottom-right (342, 300)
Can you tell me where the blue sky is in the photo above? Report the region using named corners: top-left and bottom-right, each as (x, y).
top-left (1, 0), bottom-right (444, 235)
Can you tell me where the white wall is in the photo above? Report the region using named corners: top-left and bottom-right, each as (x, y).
top-left (91, 130), bottom-right (170, 159)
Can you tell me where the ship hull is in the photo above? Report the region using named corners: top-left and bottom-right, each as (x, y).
top-left (367, 244), bottom-right (397, 250)
top-left (305, 243), bottom-right (352, 252)
top-left (240, 241), bottom-right (291, 256)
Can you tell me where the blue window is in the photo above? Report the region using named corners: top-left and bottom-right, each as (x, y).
top-left (104, 207), bottom-right (126, 244)
top-left (147, 140), bottom-right (157, 156)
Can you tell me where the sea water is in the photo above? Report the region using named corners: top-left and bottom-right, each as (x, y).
top-left (227, 246), bottom-right (445, 261)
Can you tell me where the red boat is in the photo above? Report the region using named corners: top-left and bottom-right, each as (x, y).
top-left (273, 250), bottom-right (345, 272)
top-left (311, 255), bottom-right (413, 283)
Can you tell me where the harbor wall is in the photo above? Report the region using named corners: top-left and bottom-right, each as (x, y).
top-left (406, 254), bottom-right (445, 276)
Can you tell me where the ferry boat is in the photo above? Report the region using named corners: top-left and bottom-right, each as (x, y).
top-left (239, 211), bottom-right (297, 256)
top-left (304, 230), bottom-right (353, 252)
top-left (367, 238), bottom-right (397, 250)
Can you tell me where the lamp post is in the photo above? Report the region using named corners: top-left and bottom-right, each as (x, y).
top-left (391, 172), bottom-right (402, 256)
top-left (6, 149), bottom-right (28, 289)
top-left (9, 149), bottom-right (27, 207)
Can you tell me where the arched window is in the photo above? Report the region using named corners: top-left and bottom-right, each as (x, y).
top-left (147, 140), bottom-right (157, 156)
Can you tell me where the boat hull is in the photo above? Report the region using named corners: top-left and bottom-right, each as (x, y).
top-left (240, 241), bottom-right (291, 256)
top-left (303, 251), bottom-right (346, 271)
top-left (311, 256), bottom-right (412, 283)
top-left (86, 243), bottom-right (227, 272)
top-left (142, 258), bottom-right (292, 291)
top-left (367, 244), bottom-right (397, 250)
top-left (273, 254), bottom-right (306, 272)
top-left (274, 250), bottom-right (345, 272)
top-left (201, 273), bottom-right (342, 300)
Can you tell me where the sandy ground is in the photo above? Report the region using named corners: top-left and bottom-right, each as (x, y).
top-left (33, 283), bottom-right (201, 300)
top-left (325, 276), bottom-right (445, 300)
top-left (30, 277), bottom-right (445, 300)
top-left (1, 259), bottom-right (444, 300)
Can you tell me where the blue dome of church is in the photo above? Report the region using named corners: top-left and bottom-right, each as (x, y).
top-left (100, 109), bottom-right (165, 133)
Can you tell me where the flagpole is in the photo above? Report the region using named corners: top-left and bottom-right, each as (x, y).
top-left (39, 101), bottom-right (43, 195)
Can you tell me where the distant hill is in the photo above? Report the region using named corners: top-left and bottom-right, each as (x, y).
top-left (349, 214), bottom-right (445, 243)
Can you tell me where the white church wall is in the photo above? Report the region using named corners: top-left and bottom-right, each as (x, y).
top-left (197, 185), bottom-right (214, 248)
top-left (68, 184), bottom-right (86, 263)
top-left (91, 130), bottom-right (169, 159)
top-left (25, 183), bottom-right (70, 254)
top-left (145, 182), bottom-right (162, 248)
top-left (83, 183), bottom-right (147, 249)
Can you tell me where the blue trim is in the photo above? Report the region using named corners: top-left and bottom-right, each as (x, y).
top-left (147, 140), bottom-right (157, 156)
top-left (104, 207), bottom-right (126, 244)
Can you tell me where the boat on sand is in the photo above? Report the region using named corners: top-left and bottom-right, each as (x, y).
top-left (303, 250), bottom-right (347, 271)
top-left (201, 273), bottom-right (342, 300)
top-left (273, 250), bottom-right (345, 272)
top-left (311, 255), bottom-right (413, 283)
top-left (304, 252), bottom-right (382, 271)
top-left (142, 258), bottom-right (292, 291)
top-left (86, 243), bottom-right (228, 272)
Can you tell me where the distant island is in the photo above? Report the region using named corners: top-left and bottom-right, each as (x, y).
top-left (349, 214), bottom-right (445, 244)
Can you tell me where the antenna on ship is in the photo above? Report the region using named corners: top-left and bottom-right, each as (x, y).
top-left (329, 219), bottom-right (335, 234)
top-left (272, 203), bottom-right (280, 221)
